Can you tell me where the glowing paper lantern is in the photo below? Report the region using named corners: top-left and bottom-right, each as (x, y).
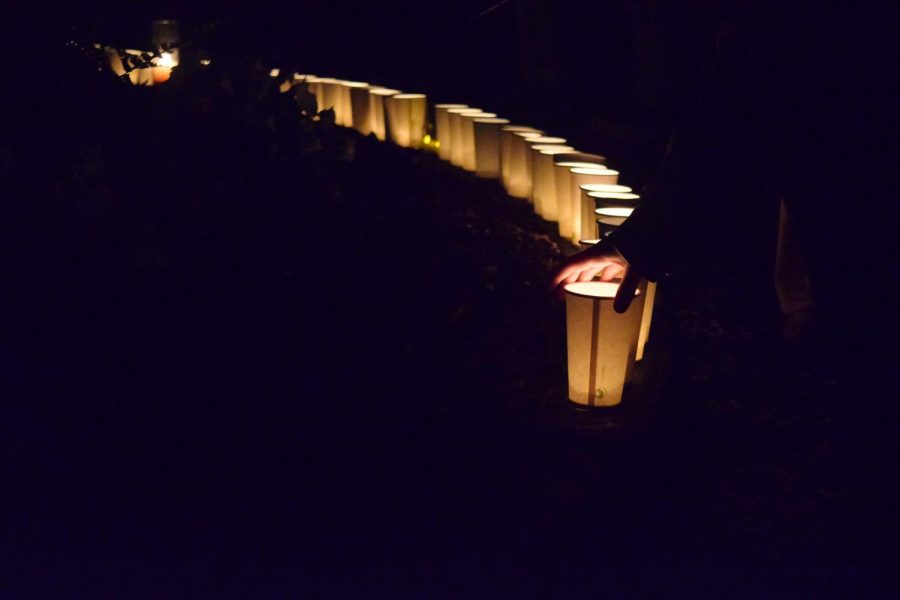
top-left (459, 111), bottom-right (497, 172)
top-left (472, 118), bottom-right (511, 178)
top-left (151, 19), bottom-right (179, 64)
top-left (341, 82), bottom-right (371, 134)
top-left (318, 78), bottom-right (342, 115)
top-left (447, 107), bottom-right (479, 167)
top-left (529, 145), bottom-right (574, 218)
top-left (434, 104), bottom-right (468, 161)
top-left (152, 52), bottom-right (176, 84)
top-left (577, 185), bottom-right (637, 241)
top-left (553, 161), bottom-right (612, 239)
top-left (564, 281), bottom-right (643, 408)
top-left (368, 88), bottom-right (400, 142)
top-left (387, 94), bottom-right (428, 148)
top-left (507, 131), bottom-right (551, 198)
top-left (516, 136), bottom-right (567, 202)
top-left (500, 126), bottom-right (543, 191)
top-left (566, 167), bottom-right (620, 243)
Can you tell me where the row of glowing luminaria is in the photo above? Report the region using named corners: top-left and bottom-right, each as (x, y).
top-left (297, 73), bottom-right (658, 408)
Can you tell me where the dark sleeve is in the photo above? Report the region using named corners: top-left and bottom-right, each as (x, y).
top-left (608, 6), bottom-right (782, 281)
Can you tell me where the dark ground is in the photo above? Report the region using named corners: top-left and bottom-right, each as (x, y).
top-left (2, 120), bottom-right (899, 596)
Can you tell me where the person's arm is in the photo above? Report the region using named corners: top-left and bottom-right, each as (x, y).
top-left (554, 4), bottom-right (783, 309)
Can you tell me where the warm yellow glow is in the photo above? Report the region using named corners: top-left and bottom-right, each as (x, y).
top-left (596, 207), bottom-right (635, 218)
top-left (152, 52), bottom-right (176, 84)
top-left (269, 68), bottom-right (280, 77)
top-left (528, 136), bottom-right (567, 144)
top-left (459, 112), bottom-right (498, 171)
top-left (588, 192), bottom-right (640, 201)
top-left (472, 118), bottom-right (511, 178)
top-left (566, 281), bottom-right (640, 299)
top-left (570, 167), bottom-right (620, 176)
top-left (556, 161), bottom-right (606, 169)
top-left (536, 146), bottom-right (575, 154)
top-left (387, 93), bottom-right (428, 147)
top-left (157, 52), bottom-right (176, 68)
top-left (581, 184), bottom-right (632, 194)
top-left (368, 88), bottom-right (401, 142)
top-left (434, 105), bottom-right (468, 161)
top-left (564, 281), bottom-right (643, 407)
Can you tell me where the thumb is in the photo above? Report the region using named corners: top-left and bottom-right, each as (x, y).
top-left (613, 268), bottom-right (641, 314)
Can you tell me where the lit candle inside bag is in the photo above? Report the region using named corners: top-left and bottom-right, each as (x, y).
top-left (151, 52), bottom-right (176, 83)
top-left (506, 131), bottom-right (551, 198)
top-left (500, 127), bottom-right (543, 191)
top-left (472, 118), bottom-right (511, 178)
top-left (578, 185), bottom-right (637, 241)
top-left (529, 146), bottom-right (575, 218)
top-left (459, 111), bottom-right (497, 172)
top-left (447, 108), bottom-right (480, 166)
top-left (368, 88), bottom-right (401, 141)
top-left (434, 104), bottom-right (468, 161)
top-left (552, 160), bottom-right (611, 239)
top-left (566, 167), bottom-right (620, 243)
top-left (387, 93), bottom-right (428, 148)
top-left (516, 136), bottom-right (567, 202)
top-left (564, 281), bottom-right (643, 407)
top-left (339, 81), bottom-right (370, 130)
top-left (318, 78), bottom-right (342, 115)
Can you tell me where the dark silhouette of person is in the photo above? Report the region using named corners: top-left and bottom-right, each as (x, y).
top-left (553, 0), bottom-right (899, 366)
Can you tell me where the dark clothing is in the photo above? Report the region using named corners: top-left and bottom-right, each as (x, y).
top-left (610, 1), bottom-right (899, 336)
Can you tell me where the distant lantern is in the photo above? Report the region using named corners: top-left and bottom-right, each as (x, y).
top-left (506, 131), bottom-right (548, 198)
top-left (578, 184), bottom-right (637, 241)
top-left (151, 19), bottom-right (179, 64)
top-left (553, 152), bottom-right (606, 238)
top-left (528, 144), bottom-right (574, 218)
top-left (566, 167), bottom-right (620, 243)
top-left (472, 118), bottom-right (511, 178)
top-left (317, 78), bottom-right (342, 115)
top-left (434, 104), bottom-right (468, 161)
top-left (387, 93), bottom-right (428, 148)
top-left (335, 81), bottom-right (366, 127)
top-left (152, 51), bottom-right (177, 84)
top-left (516, 136), bottom-right (567, 202)
top-left (303, 76), bottom-right (326, 111)
top-left (500, 126), bottom-right (543, 192)
top-left (368, 87), bottom-right (400, 142)
top-left (564, 281), bottom-right (643, 408)
top-left (459, 111), bottom-right (497, 172)
top-left (339, 81), bottom-right (371, 133)
top-left (446, 107), bottom-right (479, 167)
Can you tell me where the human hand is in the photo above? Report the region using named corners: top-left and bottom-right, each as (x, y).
top-left (551, 241), bottom-right (641, 313)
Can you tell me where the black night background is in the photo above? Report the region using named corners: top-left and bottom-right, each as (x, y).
top-left (1, 0), bottom-right (898, 596)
